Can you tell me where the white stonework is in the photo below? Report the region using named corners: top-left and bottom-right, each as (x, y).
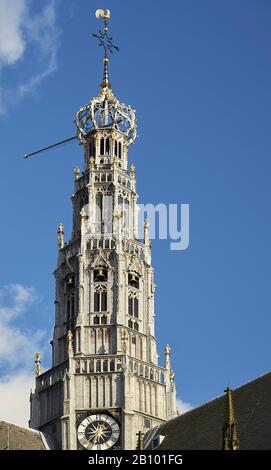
top-left (30, 79), bottom-right (177, 450)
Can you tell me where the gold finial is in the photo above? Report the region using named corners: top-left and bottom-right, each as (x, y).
top-left (165, 343), bottom-right (171, 369)
top-left (95, 9), bottom-right (111, 21)
top-left (121, 329), bottom-right (129, 353)
top-left (92, 9), bottom-right (119, 90)
top-left (35, 352), bottom-right (41, 377)
top-left (67, 330), bottom-right (73, 355)
top-left (170, 369), bottom-right (175, 384)
top-left (58, 223), bottom-right (64, 250)
top-left (89, 157), bottom-right (95, 170)
top-left (130, 164), bottom-right (136, 177)
top-left (136, 431), bottom-right (145, 450)
top-left (74, 166), bottom-right (80, 180)
top-left (223, 387), bottom-right (240, 450)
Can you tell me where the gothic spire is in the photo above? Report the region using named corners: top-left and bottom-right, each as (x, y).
top-left (223, 387), bottom-right (240, 450)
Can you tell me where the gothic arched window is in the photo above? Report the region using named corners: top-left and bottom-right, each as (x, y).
top-left (94, 285), bottom-right (107, 312)
top-left (101, 315), bottom-right (107, 325)
top-left (118, 142), bottom-right (122, 158)
top-left (115, 140), bottom-right (118, 157)
top-left (66, 293), bottom-right (75, 320)
top-left (95, 191), bottom-right (113, 234)
top-left (118, 194), bottom-right (130, 229)
top-left (128, 319), bottom-right (133, 329)
top-left (93, 315), bottom-right (100, 325)
top-left (128, 291), bottom-right (139, 318)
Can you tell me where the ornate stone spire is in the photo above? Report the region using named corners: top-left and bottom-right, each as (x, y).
top-left (58, 223), bottom-right (64, 250)
top-left (121, 329), bottom-right (129, 354)
top-left (223, 387), bottom-right (240, 450)
top-left (35, 352), bottom-right (41, 377)
top-left (165, 343), bottom-right (171, 370)
top-left (144, 219), bottom-right (150, 247)
top-left (67, 330), bottom-right (73, 355)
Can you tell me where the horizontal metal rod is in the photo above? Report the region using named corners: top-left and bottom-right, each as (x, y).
top-left (24, 135), bottom-right (78, 159)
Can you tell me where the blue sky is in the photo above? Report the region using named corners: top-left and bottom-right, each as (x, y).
top-left (1, 0), bottom-right (271, 425)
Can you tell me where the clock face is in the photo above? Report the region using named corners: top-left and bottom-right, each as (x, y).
top-left (77, 414), bottom-right (120, 450)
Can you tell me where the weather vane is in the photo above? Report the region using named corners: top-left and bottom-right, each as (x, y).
top-left (92, 9), bottom-right (119, 57)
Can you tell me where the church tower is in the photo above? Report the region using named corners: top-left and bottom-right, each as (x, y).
top-left (30, 10), bottom-right (177, 450)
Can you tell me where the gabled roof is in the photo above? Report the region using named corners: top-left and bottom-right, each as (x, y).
top-left (0, 421), bottom-right (46, 450)
top-left (146, 371), bottom-right (271, 450)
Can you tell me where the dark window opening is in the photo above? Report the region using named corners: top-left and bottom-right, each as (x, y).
top-left (128, 296), bottom-right (133, 316)
top-left (66, 275), bottom-right (75, 289)
top-left (128, 273), bottom-right (139, 289)
top-left (101, 315), bottom-right (107, 325)
top-left (94, 268), bottom-right (108, 282)
top-left (100, 138), bottom-right (105, 155)
top-left (106, 138), bottom-right (110, 155)
top-left (93, 315), bottom-right (100, 325)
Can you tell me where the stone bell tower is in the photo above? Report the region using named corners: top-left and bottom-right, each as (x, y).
top-left (30, 9), bottom-right (177, 450)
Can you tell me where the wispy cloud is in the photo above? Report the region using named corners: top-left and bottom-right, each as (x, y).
top-left (0, 0), bottom-right (27, 66)
top-left (176, 398), bottom-right (193, 415)
top-left (0, 373), bottom-right (34, 426)
top-left (0, 284), bottom-right (44, 369)
top-left (0, 283), bottom-right (47, 426)
top-left (0, 0), bottom-right (60, 114)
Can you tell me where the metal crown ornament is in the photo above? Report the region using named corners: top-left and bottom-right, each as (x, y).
top-left (75, 10), bottom-right (137, 145)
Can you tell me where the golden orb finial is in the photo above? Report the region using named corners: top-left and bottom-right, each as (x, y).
top-left (74, 166), bottom-right (80, 180)
top-left (130, 164), bottom-right (136, 176)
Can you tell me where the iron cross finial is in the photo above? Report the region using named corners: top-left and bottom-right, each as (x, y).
top-left (92, 9), bottom-right (119, 57)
